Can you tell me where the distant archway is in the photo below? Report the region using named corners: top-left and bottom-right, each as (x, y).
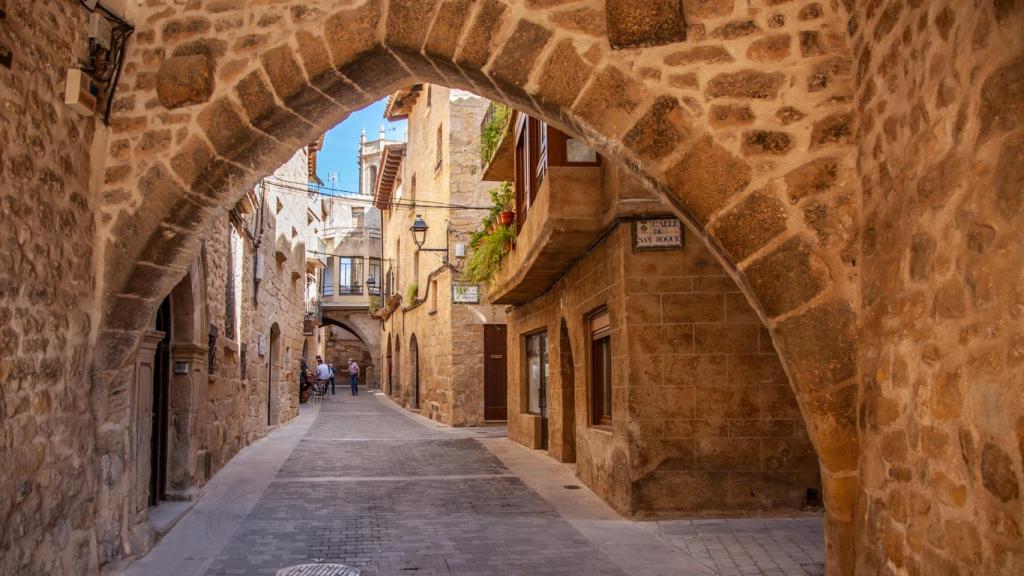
top-left (268, 323), bottom-right (281, 426)
top-left (386, 333), bottom-right (393, 397)
top-left (409, 334), bottom-right (420, 410)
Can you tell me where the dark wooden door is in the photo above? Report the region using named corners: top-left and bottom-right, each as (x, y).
top-left (151, 297), bottom-right (171, 506)
top-left (484, 324), bottom-right (508, 421)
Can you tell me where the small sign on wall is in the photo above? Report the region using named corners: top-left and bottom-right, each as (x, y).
top-left (452, 283), bottom-right (480, 304)
top-left (632, 218), bottom-right (684, 251)
top-left (257, 333), bottom-right (267, 357)
top-left (174, 361), bottom-right (189, 375)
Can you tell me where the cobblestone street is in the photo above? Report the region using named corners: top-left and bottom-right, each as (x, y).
top-left (121, 392), bottom-right (824, 576)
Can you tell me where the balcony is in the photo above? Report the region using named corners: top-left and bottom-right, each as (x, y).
top-left (488, 165), bottom-right (606, 305)
top-left (306, 238), bottom-right (328, 269)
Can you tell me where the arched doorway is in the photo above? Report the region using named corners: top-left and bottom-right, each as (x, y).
top-left (268, 323), bottom-right (281, 426)
top-left (386, 334), bottom-right (393, 397)
top-left (394, 340), bottom-right (402, 401)
top-left (150, 297), bottom-right (172, 507)
top-left (409, 334), bottom-right (420, 410)
top-left (556, 319), bottom-right (575, 463)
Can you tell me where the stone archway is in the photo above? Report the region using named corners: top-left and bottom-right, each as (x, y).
top-left (95, 1), bottom-right (862, 571)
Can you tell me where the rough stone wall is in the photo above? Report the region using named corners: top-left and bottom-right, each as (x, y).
top-left (0, 1), bottom-right (100, 573)
top-left (380, 86), bottom-right (504, 425)
top-left (851, 1), bottom-right (1024, 574)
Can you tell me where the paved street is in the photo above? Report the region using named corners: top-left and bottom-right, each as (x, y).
top-left (121, 392), bottom-right (824, 576)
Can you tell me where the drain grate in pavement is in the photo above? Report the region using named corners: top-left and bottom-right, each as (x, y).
top-left (563, 485), bottom-right (582, 490)
top-left (277, 564), bottom-right (361, 576)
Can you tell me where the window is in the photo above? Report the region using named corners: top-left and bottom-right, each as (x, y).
top-left (525, 331), bottom-right (548, 415)
top-left (322, 256), bottom-right (335, 297)
top-left (513, 115), bottom-right (545, 229)
top-left (338, 257), bottom-right (363, 295)
top-left (225, 225), bottom-right (243, 340)
top-left (368, 165), bottom-right (377, 194)
top-left (352, 207), bottom-right (365, 229)
top-left (429, 279), bottom-right (438, 313)
top-left (368, 258), bottom-right (381, 295)
top-left (435, 125), bottom-right (443, 170)
top-left (590, 309), bottom-right (611, 427)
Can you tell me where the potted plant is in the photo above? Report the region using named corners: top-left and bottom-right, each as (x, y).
top-left (494, 181), bottom-right (515, 226)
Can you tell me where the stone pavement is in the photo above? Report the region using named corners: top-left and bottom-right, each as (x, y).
top-left (119, 391), bottom-right (824, 576)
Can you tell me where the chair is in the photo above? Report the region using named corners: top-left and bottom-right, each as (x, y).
top-left (311, 380), bottom-right (327, 403)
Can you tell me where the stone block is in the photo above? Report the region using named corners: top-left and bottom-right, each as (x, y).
top-left (694, 324), bottom-right (759, 354)
top-left (742, 130), bottom-right (793, 156)
top-left (664, 45), bottom-right (733, 66)
top-left (706, 70), bottom-right (785, 99)
top-left (234, 71), bottom-right (313, 143)
top-left (747, 33), bottom-right (790, 61)
top-left (662, 293), bottom-right (724, 323)
top-left (743, 236), bottom-right (830, 318)
top-left (572, 66), bottom-right (648, 137)
top-left (323, 1), bottom-right (383, 68)
top-left (773, 299), bottom-right (856, 392)
top-left (156, 55), bottom-right (214, 109)
top-left (708, 104), bottom-right (755, 127)
top-left (810, 112), bottom-right (854, 149)
top-left (536, 39), bottom-right (593, 111)
top-left (623, 96), bottom-right (692, 161)
top-left (424, 0), bottom-right (473, 61)
top-left (682, 0), bottom-right (735, 19)
top-left (162, 16), bottom-right (212, 44)
top-left (489, 19), bottom-right (553, 90)
top-left (662, 134), bottom-right (751, 224)
top-left (386, 0), bottom-right (440, 52)
top-left (712, 189), bottom-right (788, 263)
top-left (711, 19), bottom-right (759, 39)
top-left (454, 0), bottom-right (507, 71)
top-left (783, 157), bottom-right (839, 203)
top-left (606, 0), bottom-right (686, 49)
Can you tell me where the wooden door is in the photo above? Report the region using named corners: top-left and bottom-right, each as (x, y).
top-left (484, 324), bottom-right (508, 421)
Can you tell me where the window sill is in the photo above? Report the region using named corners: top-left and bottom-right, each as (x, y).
top-left (589, 423), bottom-right (613, 435)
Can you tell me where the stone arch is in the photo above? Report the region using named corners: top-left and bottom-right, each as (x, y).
top-left (409, 333), bottom-right (421, 410)
top-left (97, 1), bottom-right (861, 570)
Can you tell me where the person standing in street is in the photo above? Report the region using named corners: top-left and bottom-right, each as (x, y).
top-left (348, 358), bottom-right (360, 396)
top-left (327, 362), bottom-right (336, 395)
top-left (315, 356), bottom-right (332, 389)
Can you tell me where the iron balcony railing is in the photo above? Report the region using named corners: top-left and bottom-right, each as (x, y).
top-left (338, 285), bottom-right (363, 296)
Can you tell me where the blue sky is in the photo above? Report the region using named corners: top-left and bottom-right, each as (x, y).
top-left (315, 98), bottom-right (407, 192)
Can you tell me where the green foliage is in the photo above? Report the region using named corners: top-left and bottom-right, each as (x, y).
top-left (490, 180), bottom-right (513, 213)
top-left (406, 283), bottom-right (419, 302)
top-left (463, 224), bottom-right (516, 284)
top-left (479, 103), bottom-right (511, 167)
top-left (368, 295), bottom-right (380, 313)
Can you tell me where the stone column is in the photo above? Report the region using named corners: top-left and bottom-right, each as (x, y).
top-left (132, 331), bottom-right (164, 512)
top-left (167, 343), bottom-right (208, 499)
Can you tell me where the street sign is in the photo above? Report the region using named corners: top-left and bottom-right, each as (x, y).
top-left (452, 283), bottom-right (480, 304)
top-left (632, 218), bottom-right (684, 251)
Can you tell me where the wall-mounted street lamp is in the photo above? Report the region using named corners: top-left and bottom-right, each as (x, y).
top-left (409, 214), bottom-right (456, 264)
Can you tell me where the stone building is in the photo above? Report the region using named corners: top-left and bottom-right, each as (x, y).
top-left (110, 144), bottom-right (325, 555)
top-left (374, 85), bottom-right (508, 426)
top-left (2, 0), bottom-right (1023, 574)
top-left (314, 129), bottom-right (394, 388)
top-left (481, 109), bottom-right (821, 515)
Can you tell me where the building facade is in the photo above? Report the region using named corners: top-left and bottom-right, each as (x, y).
top-left (315, 131), bottom-right (393, 388)
top-left (116, 146), bottom-right (325, 555)
top-left (481, 110), bottom-right (821, 516)
top-left (374, 85), bottom-right (507, 426)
